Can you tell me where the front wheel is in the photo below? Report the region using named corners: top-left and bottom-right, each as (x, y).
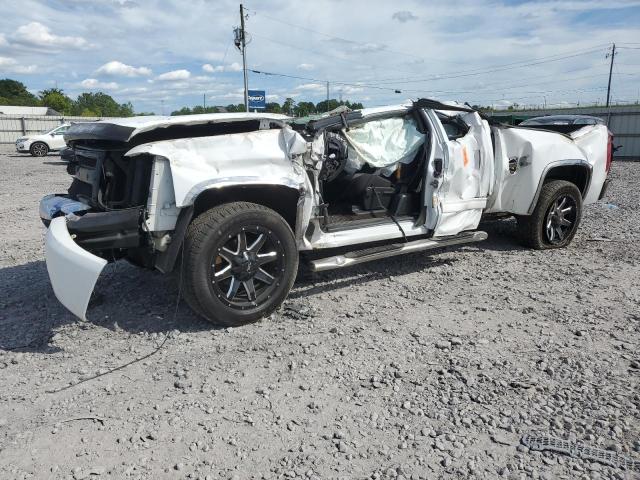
top-left (30, 142), bottom-right (49, 157)
top-left (517, 180), bottom-right (582, 249)
top-left (182, 202), bottom-right (299, 327)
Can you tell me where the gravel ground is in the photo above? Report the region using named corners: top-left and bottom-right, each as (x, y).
top-left (0, 144), bottom-right (638, 480)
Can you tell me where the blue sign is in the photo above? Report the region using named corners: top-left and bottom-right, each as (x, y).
top-left (248, 90), bottom-right (266, 110)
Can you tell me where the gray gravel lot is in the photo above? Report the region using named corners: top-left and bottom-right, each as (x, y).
top-left (0, 144), bottom-right (638, 479)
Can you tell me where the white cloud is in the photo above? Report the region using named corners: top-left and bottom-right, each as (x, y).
top-left (204, 51), bottom-right (226, 61)
top-left (80, 78), bottom-right (119, 89)
top-left (1, 0), bottom-right (638, 113)
top-left (156, 69), bottom-right (191, 81)
top-left (350, 42), bottom-right (386, 53)
top-left (202, 63), bottom-right (243, 73)
top-left (202, 63), bottom-right (224, 73)
top-left (113, 0), bottom-right (139, 7)
top-left (0, 56), bottom-right (37, 74)
top-left (12, 22), bottom-right (89, 50)
top-left (336, 85), bottom-right (364, 95)
top-left (96, 60), bottom-right (151, 77)
top-left (295, 83), bottom-right (326, 92)
top-left (226, 62), bottom-right (243, 72)
top-left (14, 64), bottom-right (38, 74)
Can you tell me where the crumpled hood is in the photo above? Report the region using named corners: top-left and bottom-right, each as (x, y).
top-left (64, 112), bottom-right (291, 143)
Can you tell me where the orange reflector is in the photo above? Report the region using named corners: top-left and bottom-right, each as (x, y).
top-left (462, 147), bottom-right (469, 167)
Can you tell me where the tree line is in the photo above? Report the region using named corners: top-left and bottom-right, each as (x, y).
top-left (0, 79), bottom-right (136, 117)
top-left (1, 78), bottom-right (366, 118)
top-left (171, 98), bottom-right (365, 117)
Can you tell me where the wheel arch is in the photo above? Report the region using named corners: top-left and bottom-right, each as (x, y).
top-left (527, 160), bottom-right (592, 215)
top-left (192, 184), bottom-right (300, 231)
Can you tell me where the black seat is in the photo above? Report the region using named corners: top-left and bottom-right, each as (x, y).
top-left (322, 172), bottom-right (392, 205)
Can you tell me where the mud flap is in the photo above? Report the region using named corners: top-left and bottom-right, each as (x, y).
top-left (45, 217), bottom-right (108, 320)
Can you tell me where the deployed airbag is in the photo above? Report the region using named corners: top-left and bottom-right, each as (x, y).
top-left (344, 117), bottom-right (425, 175)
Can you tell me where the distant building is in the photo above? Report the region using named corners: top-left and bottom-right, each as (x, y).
top-left (0, 106), bottom-right (61, 116)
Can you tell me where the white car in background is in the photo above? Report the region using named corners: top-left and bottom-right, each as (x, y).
top-left (15, 123), bottom-right (71, 157)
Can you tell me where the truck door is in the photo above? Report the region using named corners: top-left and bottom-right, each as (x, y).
top-left (423, 109), bottom-right (494, 237)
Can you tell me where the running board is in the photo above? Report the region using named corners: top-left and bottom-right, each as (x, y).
top-left (310, 231), bottom-right (488, 272)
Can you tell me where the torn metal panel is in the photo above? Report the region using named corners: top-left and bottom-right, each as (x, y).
top-left (125, 128), bottom-right (309, 208)
top-left (65, 112), bottom-right (290, 144)
top-left (145, 157), bottom-right (180, 232)
top-left (44, 217), bottom-right (107, 321)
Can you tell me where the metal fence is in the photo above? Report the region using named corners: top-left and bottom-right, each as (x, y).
top-left (490, 105), bottom-right (640, 161)
top-left (0, 115), bottom-right (117, 144)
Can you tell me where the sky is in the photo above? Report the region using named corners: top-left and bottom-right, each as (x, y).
top-left (1, 0), bottom-right (640, 114)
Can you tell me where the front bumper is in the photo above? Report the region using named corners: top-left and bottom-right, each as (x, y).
top-left (40, 194), bottom-right (143, 320)
top-left (45, 217), bottom-right (107, 320)
top-left (16, 139), bottom-right (30, 152)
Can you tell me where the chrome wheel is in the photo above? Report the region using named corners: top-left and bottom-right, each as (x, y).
top-left (544, 194), bottom-right (577, 244)
top-left (210, 226), bottom-right (285, 310)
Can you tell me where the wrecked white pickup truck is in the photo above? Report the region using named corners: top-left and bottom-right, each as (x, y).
top-left (40, 99), bottom-right (612, 326)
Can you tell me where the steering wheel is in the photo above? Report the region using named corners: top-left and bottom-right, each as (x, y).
top-left (319, 132), bottom-right (348, 182)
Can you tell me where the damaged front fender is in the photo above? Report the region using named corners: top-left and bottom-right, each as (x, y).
top-left (124, 127), bottom-right (309, 208)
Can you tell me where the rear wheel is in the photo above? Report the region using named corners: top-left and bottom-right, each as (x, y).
top-left (517, 180), bottom-right (582, 249)
top-left (30, 142), bottom-right (49, 157)
top-left (183, 202), bottom-right (298, 327)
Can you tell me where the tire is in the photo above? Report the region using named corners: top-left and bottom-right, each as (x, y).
top-left (30, 142), bottom-right (49, 157)
top-left (183, 202), bottom-right (298, 327)
top-left (517, 180), bottom-right (582, 249)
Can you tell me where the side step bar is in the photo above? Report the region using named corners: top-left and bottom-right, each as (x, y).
top-left (310, 231), bottom-right (488, 272)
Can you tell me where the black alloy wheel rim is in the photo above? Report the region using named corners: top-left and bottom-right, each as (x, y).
top-left (210, 226), bottom-right (285, 310)
top-left (544, 194), bottom-right (577, 244)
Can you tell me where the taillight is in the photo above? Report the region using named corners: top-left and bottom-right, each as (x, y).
top-left (606, 132), bottom-right (613, 173)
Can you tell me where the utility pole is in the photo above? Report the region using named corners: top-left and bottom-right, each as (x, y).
top-left (203, 93), bottom-right (206, 109)
top-left (239, 4), bottom-right (249, 112)
top-left (326, 81), bottom-right (329, 112)
top-left (606, 43), bottom-right (616, 108)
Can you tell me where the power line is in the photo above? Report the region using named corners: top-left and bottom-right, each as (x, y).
top-left (249, 39), bottom-right (609, 93)
top-left (246, 9), bottom-right (610, 86)
top-left (245, 6), bottom-right (458, 65)
top-left (241, 10), bottom-right (631, 107)
top-left (250, 68), bottom-right (403, 93)
top-left (250, 32), bottom-right (397, 75)
top-left (250, 65), bottom-right (625, 102)
top-left (353, 46), bottom-right (610, 85)
top-left (411, 71), bottom-right (611, 96)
